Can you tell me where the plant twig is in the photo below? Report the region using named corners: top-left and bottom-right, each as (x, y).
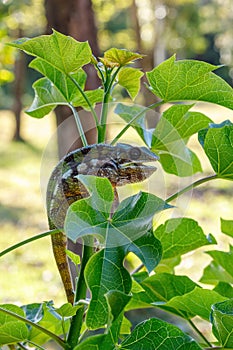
top-left (110, 100), bottom-right (164, 145)
top-left (166, 174), bottom-right (218, 203)
top-left (0, 229), bottom-right (59, 257)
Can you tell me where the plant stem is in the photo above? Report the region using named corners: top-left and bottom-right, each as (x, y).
top-left (166, 174), bottom-right (218, 203)
top-left (110, 100), bottom-right (164, 145)
top-left (0, 229), bottom-right (59, 257)
top-left (67, 240), bottom-right (93, 348)
top-left (68, 74), bottom-right (99, 127)
top-left (98, 66), bottom-right (121, 143)
top-left (69, 104), bottom-right (88, 147)
top-left (188, 319), bottom-right (213, 347)
top-left (0, 307), bottom-right (68, 349)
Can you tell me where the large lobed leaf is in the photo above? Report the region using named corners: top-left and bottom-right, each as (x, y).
top-left (147, 55), bottom-right (233, 110)
top-left (9, 29), bottom-right (92, 74)
top-left (65, 175), bottom-right (170, 248)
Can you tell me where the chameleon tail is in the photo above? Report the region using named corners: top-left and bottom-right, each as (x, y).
top-left (51, 231), bottom-right (74, 304)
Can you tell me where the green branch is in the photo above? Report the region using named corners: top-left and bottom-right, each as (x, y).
top-left (110, 100), bottom-right (164, 145)
top-left (0, 307), bottom-right (68, 349)
top-left (0, 229), bottom-right (59, 257)
top-left (166, 174), bottom-right (218, 203)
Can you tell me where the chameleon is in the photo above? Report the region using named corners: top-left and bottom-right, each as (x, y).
top-left (46, 143), bottom-right (159, 304)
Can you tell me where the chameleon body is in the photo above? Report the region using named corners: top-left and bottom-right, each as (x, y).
top-left (46, 143), bottom-right (159, 303)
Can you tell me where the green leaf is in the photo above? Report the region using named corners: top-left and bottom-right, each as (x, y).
top-left (211, 299), bottom-right (233, 348)
top-left (65, 249), bottom-right (81, 265)
top-left (126, 230), bottom-right (162, 273)
top-left (9, 29), bottom-right (92, 74)
top-left (147, 55), bottom-right (233, 109)
top-left (65, 175), bottom-right (171, 248)
top-left (54, 303), bottom-right (80, 318)
top-left (158, 287), bottom-right (227, 320)
top-left (84, 247), bottom-right (131, 329)
top-left (0, 304), bottom-right (29, 345)
top-left (149, 104), bottom-right (212, 176)
top-left (199, 122), bottom-right (233, 179)
top-left (26, 74), bottom-right (103, 118)
top-left (119, 318), bottom-right (202, 349)
top-left (100, 48), bottom-right (143, 67)
top-left (28, 301), bottom-right (69, 345)
top-left (152, 104), bottom-right (212, 147)
top-left (158, 147), bottom-right (202, 176)
top-left (153, 218), bottom-right (216, 259)
top-left (141, 273), bottom-right (198, 303)
top-left (74, 334), bottom-right (113, 350)
top-left (118, 67), bottom-right (144, 100)
top-left (214, 282), bottom-right (233, 299)
top-left (200, 260), bottom-right (233, 285)
top-left (221, 218), bottom-right (233, 238)
top-left (206, 246), bottom-right (233, 279)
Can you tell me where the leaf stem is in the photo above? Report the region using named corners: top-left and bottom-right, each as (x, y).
top-left (67, 239), bottom-right (93, 348)
top-left (0, 307), bottom-right (68, 349)
top-left (0, 229), bottom-right (59, 257)
top-left (68, 74), bottom-right (99, 127)
top-left (69, 104), bottom-right (88, 147)
top-left (166, 174), bottom-right (218, 203)
top-left (110, 100), bottom-right (164, 145)
top-left (188, 319), bottom-right (213, 347)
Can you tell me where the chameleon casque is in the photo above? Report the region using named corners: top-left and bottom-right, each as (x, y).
top-left (46, 143), bottom-right (159, 303)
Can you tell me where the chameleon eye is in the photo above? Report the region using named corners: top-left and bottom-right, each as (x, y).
top-left (129, 147), bottom-right (141, 160)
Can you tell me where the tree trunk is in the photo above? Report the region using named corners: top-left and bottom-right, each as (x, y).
top-left (44, 0), bottom-right (100, 286)
top-left (44, 0), bottom-right (100, 157)
top-left (12, 28), bottom-right (26, 142)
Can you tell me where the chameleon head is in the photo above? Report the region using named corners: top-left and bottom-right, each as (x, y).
top-left (80, 143), bottom-right (159, 186)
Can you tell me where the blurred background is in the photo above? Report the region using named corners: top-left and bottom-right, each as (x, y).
top-left (0, 0), bottom-right (233, 345)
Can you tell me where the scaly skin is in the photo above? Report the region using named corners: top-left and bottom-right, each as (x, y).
top-left (46, 143), bottom-right (159, 303)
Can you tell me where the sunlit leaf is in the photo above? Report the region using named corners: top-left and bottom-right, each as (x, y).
top-left (9, 29), bottom-right (92, 74)
top-left (157, 287), bottom-right (227, 320)
top-left (100, 48), bottom-right (143, 67)
top-left (118, 67), bottom-right (144, 100)
top-left (147, 55), bottom-right (233, 109)
top-left (120, 318), bottom-right (202, 349)
top-left (154, 218), bottom-right (216, 259)
top-left (221, 218), bottom-right (233, 238)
